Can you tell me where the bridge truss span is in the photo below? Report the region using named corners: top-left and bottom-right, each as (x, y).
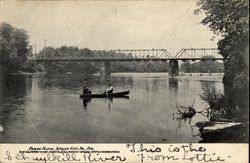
top-left (174, 48), bottom-right (223, 61)
top-left (33, 47), bottom-right (225, 76)
top-left (33, 48), bottom-right (224, 61)
top-left (92, 49), bottom-right (172, 59)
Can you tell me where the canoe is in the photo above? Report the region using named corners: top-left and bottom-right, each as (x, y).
top-left (80, 90), bottom-right (130, 98)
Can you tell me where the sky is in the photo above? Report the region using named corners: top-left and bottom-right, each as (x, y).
top-left (0, 0), bottom-right (220, 53)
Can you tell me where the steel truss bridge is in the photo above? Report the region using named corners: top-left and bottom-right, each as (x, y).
top-left (33, 48), bottom-right (224, 62)
top-left (33, 48), bottom-right (224, 76)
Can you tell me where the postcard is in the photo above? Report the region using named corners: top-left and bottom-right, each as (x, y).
top-left (0, 0), bottom-right (248, 162)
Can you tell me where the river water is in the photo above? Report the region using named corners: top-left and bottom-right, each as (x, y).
top-left (0, 72), bottom-right (223, 143)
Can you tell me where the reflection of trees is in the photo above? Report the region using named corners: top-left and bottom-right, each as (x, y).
top-left (37, 74), bottom-right (95, 91)
top-left (0, 73), bottom-right (32, 98)
top-left (152, 78), bottom-right (160, 92)
top-left (199, 80), bottom-right (216, 90)
top-left (0, 74), bottom-right (32, 142)
top-left (36, 74), bottom-right (134, 96)
top-left (103, 76), bottom-right (134, 90)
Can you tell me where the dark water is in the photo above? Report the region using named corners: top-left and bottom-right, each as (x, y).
top-left (0, 72), bottom-right (223, 143)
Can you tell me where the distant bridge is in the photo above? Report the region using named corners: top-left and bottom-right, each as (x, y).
top-left (33, 48), bottom-right (224, 76)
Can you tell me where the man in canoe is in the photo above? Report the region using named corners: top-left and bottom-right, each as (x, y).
top-left (82, 82), bottom-right (92, 94)
top-left (104, 83), bottom-right (113, 94)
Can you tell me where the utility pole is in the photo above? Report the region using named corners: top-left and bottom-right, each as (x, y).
top-left (34, 44), bottom-right (36, 59)
top-left (44, 39), bottom-right (46, 59)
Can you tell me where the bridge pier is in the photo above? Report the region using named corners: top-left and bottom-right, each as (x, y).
top-left (169, 60), bottom-right (179, 76)
top-left (44, 62), bottom-right (53, 73)
top-left (100, 61), bottom-right (111, 76)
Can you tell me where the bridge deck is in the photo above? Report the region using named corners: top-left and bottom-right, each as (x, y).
top-left (34, 58), bottom-right (225, 62)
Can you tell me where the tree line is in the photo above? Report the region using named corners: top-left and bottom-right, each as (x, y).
top-left (181, 56), bottom-right (224, 73)
top-left (36, 46), bottom-right (170, 73)
top-left (36, 46), bottom-right (225, 74)
top-left (0, 23), bottom-right (36, 73)
top-left (0, 22), bottom-right (224, 75)
top-left (196, 0), bottom-right (249, 119)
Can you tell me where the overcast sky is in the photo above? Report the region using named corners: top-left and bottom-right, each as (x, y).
top-left (0, 0), bottom-right (220, 53)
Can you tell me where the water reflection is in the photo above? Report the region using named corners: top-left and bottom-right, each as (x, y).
top-left (35, 74), bottom-right (134, 95)
top-left (0, 73), bottom-right (225, 143)
top-left (169, 77), bottom-right (178, 89)
top-left (82, 97), bottom-right (129, 111)
top-left (82, 98), bottom-right (92, 110)
top-left (0, 73), bottom-right (32, 97)
top-left (0, 73), bottom-right (33, 142)
top-left (200, 80), bottom-right (217, 90)
top-left (173, 102), bottom-right (197, 138)
top-left (177, 118), bottom-right (196, 137)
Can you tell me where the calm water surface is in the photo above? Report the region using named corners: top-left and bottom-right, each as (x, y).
top-left (0, 73), bottom-right (223, 143)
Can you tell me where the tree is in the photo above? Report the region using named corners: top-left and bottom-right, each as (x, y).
top-left (181, 61), bottom-right (192, 73)
top-left (0, 23), bottom-right (30, 72)
top-left (180, 56), bottom-right (224, 73)
top-left (196, 0), bottom-right (249, 117)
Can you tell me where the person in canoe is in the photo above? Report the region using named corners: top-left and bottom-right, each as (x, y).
top-left (104, 83), bottom-right (113, 94)
top-left (82, 82), bottom-right (92, 94)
